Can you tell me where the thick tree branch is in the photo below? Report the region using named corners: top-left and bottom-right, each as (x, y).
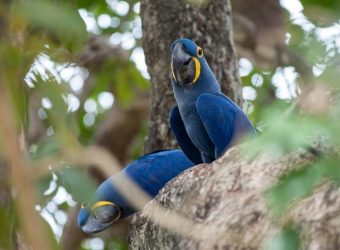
top-left (129, 139), bottom-right (336, 249)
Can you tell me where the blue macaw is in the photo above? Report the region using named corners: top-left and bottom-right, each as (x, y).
top-left (78, 149), bottom-right (194, 234)
top-left (170, 38), bottom-right (256, 164)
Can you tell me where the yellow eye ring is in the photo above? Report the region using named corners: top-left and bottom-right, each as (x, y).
top-left (197, 47), bottom-right (203, 58)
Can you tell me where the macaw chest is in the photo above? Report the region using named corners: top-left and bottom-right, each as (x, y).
top-left (180, 107), bottom-right (215, 157)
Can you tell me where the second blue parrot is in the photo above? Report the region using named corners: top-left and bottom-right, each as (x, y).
top-left (170, 38), bottom-right (256, 164)
top-left (78, 149), bottom-right (194, 234)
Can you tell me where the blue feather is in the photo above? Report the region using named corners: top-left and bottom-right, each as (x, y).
top-left (170, 106), bottom-right (203, 164)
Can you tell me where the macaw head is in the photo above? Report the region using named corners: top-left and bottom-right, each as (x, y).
top-left (170, 38), bottom-right (220, 93)
top-left (78, 179), bottom-right (122, 234)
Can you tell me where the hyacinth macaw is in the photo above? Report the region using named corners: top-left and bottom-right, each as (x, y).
top-left (170, 38), bottom-right (256, 164)
top-left (78, 149), bottom-right (194, 234)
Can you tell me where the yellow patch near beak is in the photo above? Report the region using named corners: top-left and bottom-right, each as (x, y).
top-left (192, 57), bottom-right (201, 84)
top-left (171, 61), bottom-right (177, 82)
top-left (91, 201), bottom-right (115, 210)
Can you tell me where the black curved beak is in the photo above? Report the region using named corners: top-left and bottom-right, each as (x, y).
top-left (81, 203), bottom-right (121, 234)
top-left (172, 43), bottom-right (196, 86)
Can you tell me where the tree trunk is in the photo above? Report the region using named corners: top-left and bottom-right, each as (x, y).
top-left (141, 0), bottom-right (242, 153)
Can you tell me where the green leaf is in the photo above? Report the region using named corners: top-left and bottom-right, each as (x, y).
top-left (265, 227), bottom-right (301, 250)
top-left (301, 0), bottom-right (339, 9)
top-left (300, 0), bottom-right (340, 24)
top-left (266, 158), bottom-right (340, 217)
top-left (0, 208), bottom-right (14, 249)
top-left (35, 175), bottom-right (55, 199)
top-left (14, 0), bottom-right (87, 51)
top-left (33, 73), bottom-right (68, 114)
top-left (30, 138), bottom-right (61, 160)
top-left (105, 238), bottom-right (128, 250)
top-left (322, 159), bottom-right (340, 184)
top-left (265, 163), bottom-right (324, 216)
top-left (57, 167), bottom-right (97, 203)
top-left (0, 43), bottom-right (28, 126)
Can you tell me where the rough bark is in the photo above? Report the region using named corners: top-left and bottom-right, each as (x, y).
top-left (129, 139), bottom-right (340, 249)
top-left (141, 0), bottom-right (242, 152)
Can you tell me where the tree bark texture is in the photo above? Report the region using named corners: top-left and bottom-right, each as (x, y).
top-left (141, 0), bottom-right (242, 153)
top-left (129, 140), bottom-right (340, 249)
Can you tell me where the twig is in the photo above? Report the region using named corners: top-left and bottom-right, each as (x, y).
top-left (33, 145), bottom-right (122, 179)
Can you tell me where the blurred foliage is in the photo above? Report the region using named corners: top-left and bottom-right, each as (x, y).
top-left (13, 0), bottom-right (87, 52)
top-left (266, 159), bottom-right (340, 217)
top-left (239, 1), bottom-right (340, 249)
top-left (104, 238), bottom-right (129, 250)
top-left (265, 227), bottom-right (301, 250)
top-left (29, 137), bottom-right (62, 161)
top-left (2, 0), bottom-right (146, 248)
top-left (0, 0), bottom-right (339, 249)
top-left (0, 207), bottom-right (14, 249)
top-left (300, 0), bottom-right (340, 25)
top-left (57, 168), bottom-right (97, 204)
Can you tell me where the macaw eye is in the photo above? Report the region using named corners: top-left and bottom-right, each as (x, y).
top-left (197, 47), bottom-right (203, 58)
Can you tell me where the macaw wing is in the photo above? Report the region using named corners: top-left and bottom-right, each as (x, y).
top-left (196, 93), bottom-right (237, 158)
top-left (170, 106), bottom-right (203, 164)
top-left (124, 149), bottom-right (194, 197)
